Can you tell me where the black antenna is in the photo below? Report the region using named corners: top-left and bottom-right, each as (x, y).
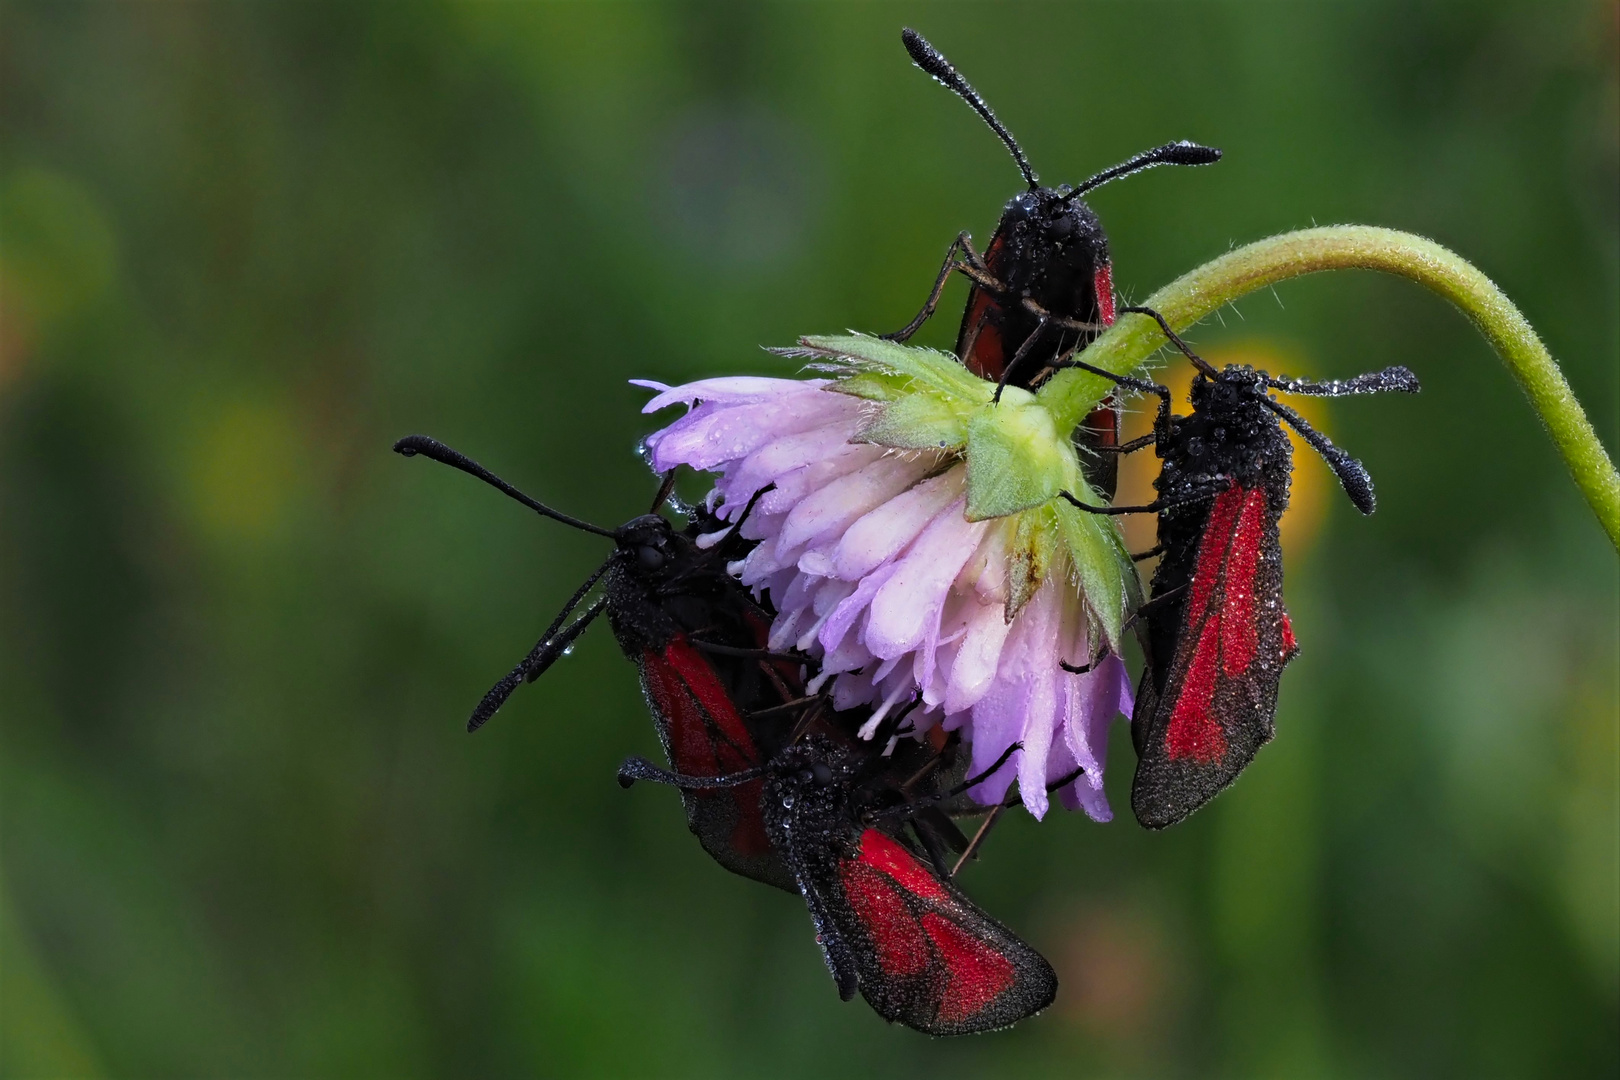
top-left (1266, 367), bottom-right (1420, 397)
top-left (393, 434), bottom-right (617, 538)
top-left (469, 589), bottom-right (609, 732)
top-left (1261, 397), bottom-right (1378, 515)
top-left (902, 28), bottom-right (1037, 190)
top-left (1067, 141), bottom-right (1223, 201)
top-left (617, 755), bottom-right (766, 790)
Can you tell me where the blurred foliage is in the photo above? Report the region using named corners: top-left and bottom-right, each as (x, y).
top-left (1, 2), bottom-right (1616, 1077)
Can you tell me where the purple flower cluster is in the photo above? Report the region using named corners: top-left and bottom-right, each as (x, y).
top-left (638, 375), bottom-right (1132, 821)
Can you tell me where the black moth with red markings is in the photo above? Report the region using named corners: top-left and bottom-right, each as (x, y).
top-left (395, 434), bottom-right (1058, 1034)
top-left (394, 433), bottom-right (802, 890)
top-left (885, 28), bottom-right (1221, 495)
top-left (1057, 310), bottom-right (1419, 828)
top-left (619, 734), bottom-right (1057, 1036)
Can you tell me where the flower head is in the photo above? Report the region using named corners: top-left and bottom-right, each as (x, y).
top-left (637, 348), bottom-right (1134, 821)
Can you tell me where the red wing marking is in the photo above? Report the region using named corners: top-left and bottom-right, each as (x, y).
top-left (839, 862), bottom-right (929, 976)
top-left (662, 637), bottom-right (753, 757)
top-left (824, 828), bottom-right (1054, 1034)
top-left (1165, 619), bottom-right (1227, 763)
top-left (1162, 486), bottom-right (1272, 764)
top-left (961, 288), bottom-right (1005, 379)
top-left (921, 913), bottom-right (1016, 1024)
top-left (1092, 263), bottom-right (1116, 326)
top-left (1184, 487), bottom-right (1245, 625)
top-left (643, 641), bottom-right (772, 858)
top-left (1280, 611), bottom-right (1298, 656)
top-left (1219, 491), bottom-right (1267, 676)
top-left (643, 653), bottom-right (719, 774)
top-left (856, 829), bottom-right (948, 902)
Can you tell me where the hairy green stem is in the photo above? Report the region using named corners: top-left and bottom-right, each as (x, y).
top-left (1039, 225), bottom-right (1620, 550)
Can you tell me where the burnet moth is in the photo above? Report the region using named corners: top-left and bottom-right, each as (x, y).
top-left (1056, 309), bottom-right (1420, 828)
top-left (619, 732), bottom-right (1061, 1036)
top-left (394, 434), bottom-right (805, 890)
top-left (396, 435), bottom-right (1063, 1034)
top-left (885, 28), bottom-right (1221, 494)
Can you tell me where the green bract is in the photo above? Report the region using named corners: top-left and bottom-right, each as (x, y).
top-left (791, 224), bottom-right (1617, 651)
top-left (801, 333), bottom-right (1134, 647)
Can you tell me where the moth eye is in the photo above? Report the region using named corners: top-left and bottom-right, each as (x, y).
top-left (811, 763), bottom-right (833, 786)
top-left (636, 545), bottom-right (666, 571)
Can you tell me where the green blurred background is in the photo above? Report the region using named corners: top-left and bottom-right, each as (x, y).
top-left (2, 2), bottom-right (1615, 1076)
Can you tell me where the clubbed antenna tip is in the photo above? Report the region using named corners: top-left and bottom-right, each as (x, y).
top-left (901, 28), bottom-right (1038, 190)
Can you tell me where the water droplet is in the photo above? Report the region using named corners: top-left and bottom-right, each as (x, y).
top-left (782, 794), bottom-right (794, 809)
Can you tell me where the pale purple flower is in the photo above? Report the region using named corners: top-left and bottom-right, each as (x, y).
top-left (636, 375), bottom-right (1132, 821)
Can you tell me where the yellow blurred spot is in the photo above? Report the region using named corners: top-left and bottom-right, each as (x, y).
top-left (186, 399), bottom-right (301, 542)
top-left (1114, 341), bottom-right (1331, 569)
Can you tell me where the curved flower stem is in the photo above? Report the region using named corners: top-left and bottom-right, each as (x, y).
top-left (1039, 225), bottom-right (1620, 551)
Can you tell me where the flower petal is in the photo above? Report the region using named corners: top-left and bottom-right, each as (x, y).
top-left (778, 454), bottom-right (932, 556)
top-left (831, 468), bottom-right (962, 582)
top-left (646, 391), bottom-right (855, 472)
top-left (863, 498), bottom-right (986, 660)
top-left (640, 376), bottom-right (831, 413)
top-left (944, 601), bottom-right (1014, 713)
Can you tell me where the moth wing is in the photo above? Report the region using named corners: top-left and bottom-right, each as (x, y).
top-left (806, 827), bottom-right (1056, 1036)
top-left (1131, 485), bottom-right (1297, 828)
top-left (640, 636), bottom-right (795, 892)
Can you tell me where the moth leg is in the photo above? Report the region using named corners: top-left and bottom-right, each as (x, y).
top-left (991, 315), bottom-right (1051, 403)
top-left (743, 694), bottom-right (823, 721)
top-left (1060, 643), bottom-right (1112, 675)
top-left (899, 748), bottom-right (947, 793)
top-left (1058, 483), bottom-right (1226, 516)
top-left (1020, 296), bottom-right (1105, 337)
top-left (1048, 348), bottom-right (1173, 448)
top-left (785, 694), bottom-right (830, 745)
top-left (863, 695), bottom-right (923, 752)
top-left (686, 640), bottom-right (805, 663)
top-left (1057, 490), bottom-right (1164, 516)
top-left (864, 740), bottom-right (1023, 824)
top-left (950, 803), bottom-right (1009, 877)
top-left (927, 741), bottom-right (1023, 802)
top-left (1116, 304), bottom-right (1219, 378)
top-left (881, 231), bottom-right (997, 343)
top-left (949, 766), bottom-right (1086, 876)
top-left (714, 481), bottom-right (776, 548)
top-left (1090, 432), bottom-right (1160, 455)
top-left (1123, 581), bottom-right (1190, 632)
